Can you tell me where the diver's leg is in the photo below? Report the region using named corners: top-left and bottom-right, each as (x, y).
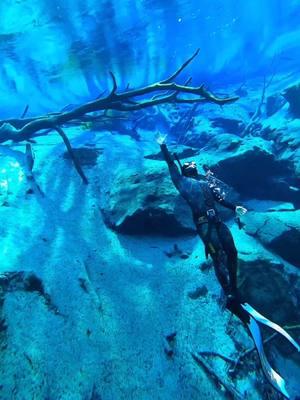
top-left (197, 223), bottom-right (231, 294)
top-left (217, 222), bottom-right (238, 295)
top-left (211, 251), bottom-right (232, 295)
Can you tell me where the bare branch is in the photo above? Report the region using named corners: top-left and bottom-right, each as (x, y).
top-left (108, 71), bottom-right (118, 97)
top-left (196, 350), bottom-right (235, 364)
top-left (55, 126), bottom-right (88, 185)
top-left (21, 105), bottom-right (29, 119)
top-left (161, 48), bottom-right (200, 83)
top-left (151, 76), bottom-right (192, 101)
top-left (0, 50), bottom-right (238, 146)
top-left (116, 81), bottom-right (238, 104)
top-left (192, 352), bottom-right (243, 400)
top-left (96, 90), bottom-right (107, 100)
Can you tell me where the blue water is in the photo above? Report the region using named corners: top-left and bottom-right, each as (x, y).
top-left (1, 0), bottom-right (299, 115)
top-left (0, 1), bottom-right (300, 399)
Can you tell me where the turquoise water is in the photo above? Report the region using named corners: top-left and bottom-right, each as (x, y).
top-left (1, 0), bottom-right (299, 114)
top-left (0, 1), bottom-right (300, 399)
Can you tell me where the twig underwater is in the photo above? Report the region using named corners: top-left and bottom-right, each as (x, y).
top-left (241, 55), bottom-right (281, 137)
top-left (191, 352), bottom-right (244, 399)
top-left (193, 324), bottom-right (300, 398)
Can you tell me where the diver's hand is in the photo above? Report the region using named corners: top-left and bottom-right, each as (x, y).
top-left (205, 169), bottom-right (214, 178)
top-left (156, 133), bottom-right (167, 145)
top-left (235, 206), bottom-right (247, 216)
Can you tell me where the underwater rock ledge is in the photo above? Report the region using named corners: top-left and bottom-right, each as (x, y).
top-left (101, 161), bottom-right (196, 236)
top-left (283, 82), bottom-right (300, 118)
top-left (244, 210), bottom-right (300, 267)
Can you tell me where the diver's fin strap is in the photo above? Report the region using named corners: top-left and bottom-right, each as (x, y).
top-left (246, 316), bottom-right (290, 399)
top-left (241, 303), bottom-right (300, 352)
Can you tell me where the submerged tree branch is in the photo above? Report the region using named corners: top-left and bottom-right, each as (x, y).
top-left (161, 48), bottom-right (200, 83)
top-left (0, 50), bottom-right (239, 183)
top-left (192, 352), bottom-right (243, 400)
top-left (0, 49), bottom-right (238, 145)
top-left (55, 126), bottom-right (89, 184)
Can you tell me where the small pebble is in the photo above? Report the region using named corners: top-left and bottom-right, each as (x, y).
top-left (188, 285), bottom-right (208, 300)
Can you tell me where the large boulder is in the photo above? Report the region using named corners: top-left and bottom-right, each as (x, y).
top-left (244, 210), bottom-right (300, 267)
top-left (239, 260), bottom-right (300, 324)
top-left (234, 222), bottom-right (300, 357)
top-left (101, 152), bottom-right (239, 236)
top-left (266, 93), bottom-right (286, 117)
top-left (210, 117), bottom-right (245, 135)
top-left (260, 116), bottom-right (300, 188)
top-left (283, 82), bottom-right (300, 118)
top-left (271, 124), bottom-right (300, 180)
top-left (204, 134), bottom-right (299, 205)
top-left (101, 160), bottom-right (196, 236)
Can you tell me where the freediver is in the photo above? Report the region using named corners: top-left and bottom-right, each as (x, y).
top-left (157, 134), bottom-right (247, 303)
top-left (157, 134), bottom-right (300, 399)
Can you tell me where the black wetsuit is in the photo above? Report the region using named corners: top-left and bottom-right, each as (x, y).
top-left (161, 143), bottom-right (238, 296)
top-left (161, 144), bottom-right (300, 398)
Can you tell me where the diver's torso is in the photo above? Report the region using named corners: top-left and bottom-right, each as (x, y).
top-left (180, 176), bottom-right (215, 217)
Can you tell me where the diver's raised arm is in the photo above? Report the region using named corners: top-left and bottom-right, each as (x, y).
top-left (160, 143), bottom-right (174, 167)
top-left (156, 134), bottom-right (183, 191)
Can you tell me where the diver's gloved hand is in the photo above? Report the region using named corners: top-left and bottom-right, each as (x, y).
top-left (235, 206), bottom-right (247, 216)
top-left (156, 133), bottom-right (167, 145)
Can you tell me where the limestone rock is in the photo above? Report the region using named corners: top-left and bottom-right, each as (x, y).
top-left (101, 150), bottom-right (240, 236)
top-left (244, 210), bottom-right (300, 267)
top-left (239, 259), bottom-right (300, 325)
top-left (205, 133), bottom-right (243, 152)
top-left (210, 117), bottom-right (245, 134)
top-left (101, 160), bottom-right (195, 236)
top-left (164, 244), bottom-right (191, 259)
top-left (283, 82), bottom-right (300, 118)
top-left (270, 124), bottom-right (300, 181)
top-left (63, 147), bottom-right (103, 167)
top-left (144, 145), bottom-right (200, 161)
top-left (206, 135), bottom-right (298, 204)
top-left (188, 285), bottom-right (208, 299)
top-left (266, 93), bottom-right (286, 117)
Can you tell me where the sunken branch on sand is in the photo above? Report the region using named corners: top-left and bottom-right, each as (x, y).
top-left (0, 49), bottom-right (238, 183)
